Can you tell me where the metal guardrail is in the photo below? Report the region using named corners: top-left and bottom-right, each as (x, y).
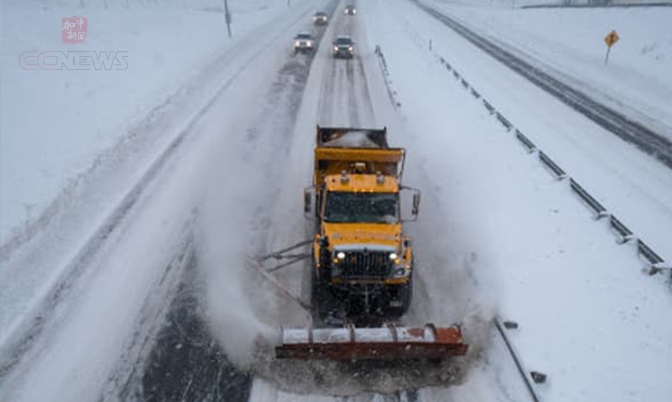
top-left (414, 34), bottom-right (670, 281)
top-left (483, 99), bottom-right (495, 114)
top-left (438, 56), bottom-right (452, 71)
top-left (638, 240), bottom-right (665, 265)
top-left (538, 151), bottom-right (566, 179)
top-left (569, 178), bottom-right (608, 219)
top-left (374, 45), bottom-right (388, 71)
top-left (495, 319), bottom-right (541, 402)
top-left (638, 241), bottom-right (670, 281)
top-left (374, 45), bottom-right (401, 109)
top-left (515, 129), bottom-right (537, 153)
top-left (637, 240), bottom-right (671, 277)
top-left (496, 112), bottom-right (512, 131)
top-left (609, 215), bottom-right (635, 244)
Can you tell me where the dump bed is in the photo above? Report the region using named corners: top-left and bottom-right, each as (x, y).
top-left (317, 126), bottom-right (389, 148)
top-left (314, 126), bottom-right (405, 186)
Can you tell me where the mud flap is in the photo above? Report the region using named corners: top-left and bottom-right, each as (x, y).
top-left (276, 323), bottom-right (468, 361)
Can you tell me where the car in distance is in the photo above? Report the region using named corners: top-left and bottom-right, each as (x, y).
top-left (333, 35), bottom-right (354, 59)
top-left (313, 12), bottom-right (328, 25)
top-left (344, 5), bottom-right (356, 15)
top-left (294, 32), bottom-right (315, 53)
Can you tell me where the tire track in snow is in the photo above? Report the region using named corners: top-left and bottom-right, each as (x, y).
top-left (354, 55), bottom-right (377, 126)
top-left (113, 245), bottom-right (253, 402)
top-left (101, 228), bottom-right (202, 400)
top-left (255, 1), bottom-right (468, 401)
top-left (0, 2), bottom-right (322, 388)
top-left (107, 1), bottom-right (342, 401)
top-left (318, 58), bottom-right (337, 124)
top-left (356, 2), bottom-right (545, 401)
top-left (346, 59), bottom-right (361, 126)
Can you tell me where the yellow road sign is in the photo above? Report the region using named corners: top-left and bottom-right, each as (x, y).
top-left (604, 30), bottom-right (620, 47)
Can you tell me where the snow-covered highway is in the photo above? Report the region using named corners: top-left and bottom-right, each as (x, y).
top-left (1, 0), bottom-right (670, 401)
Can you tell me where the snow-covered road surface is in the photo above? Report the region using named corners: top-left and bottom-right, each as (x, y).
top-left (418, 1), bottom-right (672, 170)
top-left (1, 0), bottom-right (335, 400)
top-left (403, 0), bottom-right (672, 265)
top-left (426, 0), bottom-right (672, 141)
top-left (1, 0), bottom-right (670, 401)
top-left (363, 1), bottom-right (671, 401)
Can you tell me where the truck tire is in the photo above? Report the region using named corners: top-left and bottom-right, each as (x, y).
top-left (386, 278), bottom-right (412, 317)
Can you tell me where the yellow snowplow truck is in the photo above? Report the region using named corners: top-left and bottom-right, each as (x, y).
top-left (272, 126), bottom-right (468, 361)
top-left (305, 126), bottom-right (417, 318)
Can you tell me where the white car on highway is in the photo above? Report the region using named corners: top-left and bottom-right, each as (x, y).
top-left (293, 32), bottom-right (315, 54)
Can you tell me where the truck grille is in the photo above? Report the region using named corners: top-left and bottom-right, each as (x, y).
top-left (339, 250), bottom-right (391, 278)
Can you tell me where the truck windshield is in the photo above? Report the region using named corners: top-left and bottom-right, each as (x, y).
top-left (324, 192), bottom-right (399, 223)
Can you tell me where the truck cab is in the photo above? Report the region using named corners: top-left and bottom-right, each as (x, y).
top-left (305, 127), bottom-right (420, 317)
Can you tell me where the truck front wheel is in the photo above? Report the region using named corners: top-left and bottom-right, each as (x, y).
top-left (385, 279), bottom-right (412, 317)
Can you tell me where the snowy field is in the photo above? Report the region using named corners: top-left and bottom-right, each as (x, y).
top-left (1, 0), bottom-right (671, 401)
top-left (0, 0), bottom-right (311, 245)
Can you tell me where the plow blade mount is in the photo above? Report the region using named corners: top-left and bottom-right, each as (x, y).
top-left (276, 323), bottom-right (468, 360)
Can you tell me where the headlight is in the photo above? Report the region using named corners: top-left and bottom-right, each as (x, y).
top-left (337, 251), bottom-right (346, 259)
top-left (389, 253), bottom-right (398, 261)
top-left (348, 46), bottom-right (353, 51)
top-left (295, 41), bottom-right (300, 46)
top-left (334, 46), bottom-right (339, 51)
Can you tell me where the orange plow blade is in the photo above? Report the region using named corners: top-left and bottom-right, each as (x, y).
top-left (276, 323), bottom-right (468, 360)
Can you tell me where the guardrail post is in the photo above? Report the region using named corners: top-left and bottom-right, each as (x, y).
top-left (609, 215), bottom-right (635, 244)
top-left (538, 151), bottom-right (566, 180)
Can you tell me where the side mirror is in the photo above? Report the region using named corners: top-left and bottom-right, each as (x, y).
top-left (400, 186), bottom-right (421, 222)
top-left (412, 192), bottom-right (421, 216)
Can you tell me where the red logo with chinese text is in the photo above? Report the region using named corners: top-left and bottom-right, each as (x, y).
top-left (62, 17), bottom-right (87, 44)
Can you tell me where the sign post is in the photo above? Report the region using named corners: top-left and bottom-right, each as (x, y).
top-left (604, 30), bottom-right (619, 65)
top-left (223, 0), bottom-right (232, 38)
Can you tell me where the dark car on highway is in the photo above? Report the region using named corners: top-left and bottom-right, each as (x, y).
top-left (333, 35), bottom-right (355, 59)
top-left (344, 5), bottom-right (356, 15)
top-left (313, 12), bottom-right (328, 25)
